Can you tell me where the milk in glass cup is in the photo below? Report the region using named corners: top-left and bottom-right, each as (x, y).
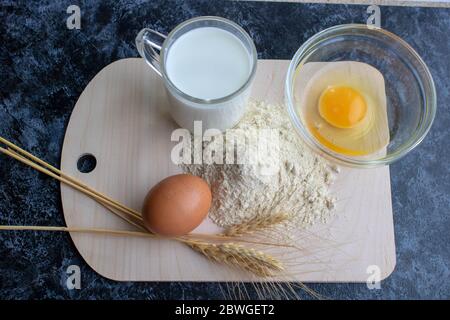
top-left (135, 16), bottom-right (258, 132)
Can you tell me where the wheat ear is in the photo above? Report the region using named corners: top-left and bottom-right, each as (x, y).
top-left (224, 212), bottom-right (290, 237)
top-left (186, 241), bottom-right (284, 277)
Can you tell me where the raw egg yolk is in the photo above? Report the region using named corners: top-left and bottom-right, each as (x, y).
top-left (318, 86), bottom-right (367, 129)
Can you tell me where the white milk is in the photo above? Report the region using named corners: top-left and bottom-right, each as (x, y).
top-left (165, 27), bottom-right (252, 100)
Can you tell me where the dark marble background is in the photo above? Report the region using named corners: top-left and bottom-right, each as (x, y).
top-left (0, 0), bottom-right (449, 299)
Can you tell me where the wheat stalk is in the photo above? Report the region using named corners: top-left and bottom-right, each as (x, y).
top-left (224, 212), bottom-right (290, 237)
top-left (0, 225), bottom-right (285, 277)
top-left (186, 241), bottom-right (284, 277)
top-left (0, 137), bottom-right (287, 278)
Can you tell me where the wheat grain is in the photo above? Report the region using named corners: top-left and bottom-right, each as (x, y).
top-left (186, 241), bottom-right (284, 277)
top-left (224, 212), bottom-right (289, 237)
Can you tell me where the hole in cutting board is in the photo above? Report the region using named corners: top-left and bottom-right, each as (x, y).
top-left (77, 154), bottom-right (97, 173)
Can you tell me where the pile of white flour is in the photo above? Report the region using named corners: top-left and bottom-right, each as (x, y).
top-left (181, 100), bottom-right (337, 228)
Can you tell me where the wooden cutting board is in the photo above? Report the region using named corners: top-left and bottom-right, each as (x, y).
top-left (61, 58), bottom-right (396, 282)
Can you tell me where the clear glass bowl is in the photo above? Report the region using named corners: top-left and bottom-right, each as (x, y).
top-left (285, 24), bottom-right (436, 168)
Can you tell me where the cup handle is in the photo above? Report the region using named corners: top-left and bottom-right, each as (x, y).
top-left (135, 28), bottom-right (167, 77)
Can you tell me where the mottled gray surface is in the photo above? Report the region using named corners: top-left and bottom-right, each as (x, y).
top-left (0, 0), bottom-right (449, 299)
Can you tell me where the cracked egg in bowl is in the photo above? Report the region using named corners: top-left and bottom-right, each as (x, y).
top-left (285, 24), bottom-right (436, 168)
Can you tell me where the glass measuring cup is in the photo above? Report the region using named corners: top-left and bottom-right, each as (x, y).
top-left (136, 16), bottom-right (258, 132)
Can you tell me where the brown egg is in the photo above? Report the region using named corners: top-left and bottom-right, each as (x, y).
top-left (142, 174), bottom-right (212, 236)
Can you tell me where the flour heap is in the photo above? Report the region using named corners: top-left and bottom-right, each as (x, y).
top-left (181, 100), bottom-right (337, 228)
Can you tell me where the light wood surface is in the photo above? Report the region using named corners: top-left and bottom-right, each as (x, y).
top-left (61, 58), bottom-right (396, 282)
